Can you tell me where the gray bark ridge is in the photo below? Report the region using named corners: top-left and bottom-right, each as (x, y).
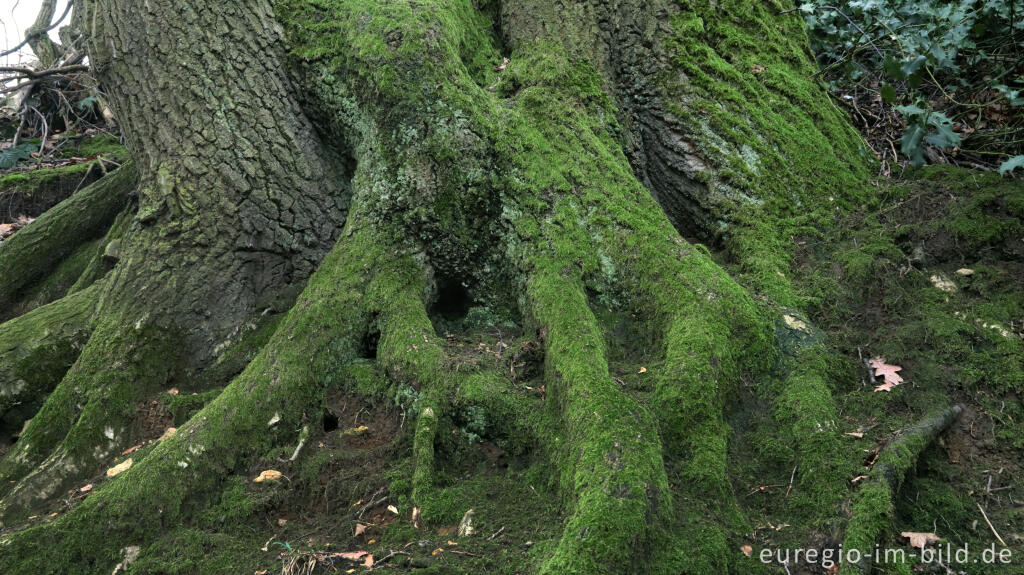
top-left (79, 0), bottom-right (353, 363)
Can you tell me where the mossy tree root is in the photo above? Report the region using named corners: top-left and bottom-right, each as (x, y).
top-left (0, 284), bottom-right (100, 445)
top-left (839, 404), bottom-right (965, 575)
top-left (0, 218), bottom-right (398, 566)
top-left (0, 163), bottom-right (136, 321)
top-left (528, 265), bottom-right (668, 575)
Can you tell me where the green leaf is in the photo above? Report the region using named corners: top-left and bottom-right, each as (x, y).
top-left (900, 55), bottom-right (927, 77)
top-left (880, 84), bottom-right (897, 103)
top-left (900, 124), bottom-right (926, 166)
top-left (999, 155), bottom-right (1024, 176)
top-left (77, 96), bottom-right (99, 111)
top-left (895, 104), bottom-right (925, 117)
top-left (0, 142), bottom-right (37, 169)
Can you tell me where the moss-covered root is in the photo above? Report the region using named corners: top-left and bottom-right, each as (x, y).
top-left (839, 404), bottom-right (965, 575)
top-left (67, 205), bottom-right (135, 295)
top-left (0, 317), bottom-right (181, 519)
top-left (775, 345), bottom-right (845, 520)
top-left (0, 162), bottom-right (136, 320)
top-left (0, 285), bottom-right (100, 439)
top-left (0, 227), bottom-right (397, 568)
top-left (528, 264), bottom-right (668, 575)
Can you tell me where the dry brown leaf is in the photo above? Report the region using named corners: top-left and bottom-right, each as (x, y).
top-left (80, 484), bottom-right (93, 493)
top-left (387, 504), bottom-right (399, 514)
top-left (870, 357), bottom-right (904, 391)
top-left (253, 469), bottom-right (283, 483)
top-left (332, 551), bottom-right (367, 561)
top-left (277, 518), bottom-right (288, 527)
top-left (106, 458), bottom-right (133, 478)
top-left (432, 548), bottom-right (445, 556)
top-left (740, 544), bottom-right (753, 557)
top-left (412, 506), bottom-right (421, 528)
top-left (902, 531), bottom-right (942, 549)
top-left (355, 523), bottom-right (367, 537)
top-left (364, 554), bottom-right (374, 567)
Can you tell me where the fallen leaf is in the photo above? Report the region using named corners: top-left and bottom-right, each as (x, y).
top-left (387, 504), bottom-right (399, 514)
top-left (955, 268), bottom-right (974, 276)
top-left (49, 512), bottom-right (58, 517)
top-left (447, 540), bottom-right (458, 546)
top-left (333, 551), bottom-right (368, 561)
top-left (106, 458), bottom-right (133, 478)
top-left (255, 571), bottom-right (267, 575)
top-left (845, 432), bottom-right (865, 438)
top-left (740, 544), bottom-right (753, 557)
top-left (638, 367), bottom-right (647, 374)
top-left (364, 554), bottom-right (374, 567)
top-left (341, 425), bottom-right (369, 436)
top-left (253, 469), bottom-right (283, 483)
top-left (751, 64), bottom-right (765, 74)
top-left (167, 388), bottom-right (179, 395)
top-left (851, 475), bottom-right (868, 483)
top-left (929, 274), bottom-right (957, 293)
top-left (868, 356), bottom-right (901, 386)
top-left (873, 381), bottom-right (897, 392)
top-left (902, 531), bottom-right (942, 549)
top-left (277, 518), bottom-right (288, 527)
top-left (121, 444), bottom-right (143, 456)
top-left (80, 484), bottom-right (93, 493)
top-left (355, 523), bottom-right (367, 536)
top-left (158, 427), bottom-right (177, 441)
top-left (412, 506), bottom-right (421, 528)
top-left (367, 539), bottom-right (376, 544)
top-left (432, 548), bottom-right (445, 556)
top-left (458, 509), bottom-right (475, 537)
top-left (494, 57), bottom-right (510, 71)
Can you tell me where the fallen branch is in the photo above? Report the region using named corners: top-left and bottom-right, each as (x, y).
top-left (839, 404), bottom-right (964, 575)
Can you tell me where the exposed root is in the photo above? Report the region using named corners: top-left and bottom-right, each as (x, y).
top-left (0, 284), bottom-right (99, 449)
top-left (0, 163), bottom-right (136, 320)
top-left (0, 221), bottom-right (390, 564)
top-left (528, 265), bottom-right (667, 575)
top-left (839, 404), bottom-right (965, 574)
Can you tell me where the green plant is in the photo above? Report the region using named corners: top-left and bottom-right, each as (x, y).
top-left (801, 0), bottom-right (1023, 167)
top-left (0, 142), bottom-right (37, 169)
top-left (894, 103), bottom-right (961, 165)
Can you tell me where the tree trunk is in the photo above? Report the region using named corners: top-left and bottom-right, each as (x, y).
top-left (0, 0), bottom-right (904, 573)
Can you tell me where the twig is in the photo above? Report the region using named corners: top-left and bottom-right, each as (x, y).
top-left (785, 465), bottom-right (798, 498)
top-left (0, 0), bottom-right (75, 59)
top-left (976, 502), bottom-right (1007, 547)
top-left (370, 550), bottom-right (410, 570)
top-left (486, 526), bottom-right (505, 541)
top-left (0, 65), bottom-right (89, 80)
